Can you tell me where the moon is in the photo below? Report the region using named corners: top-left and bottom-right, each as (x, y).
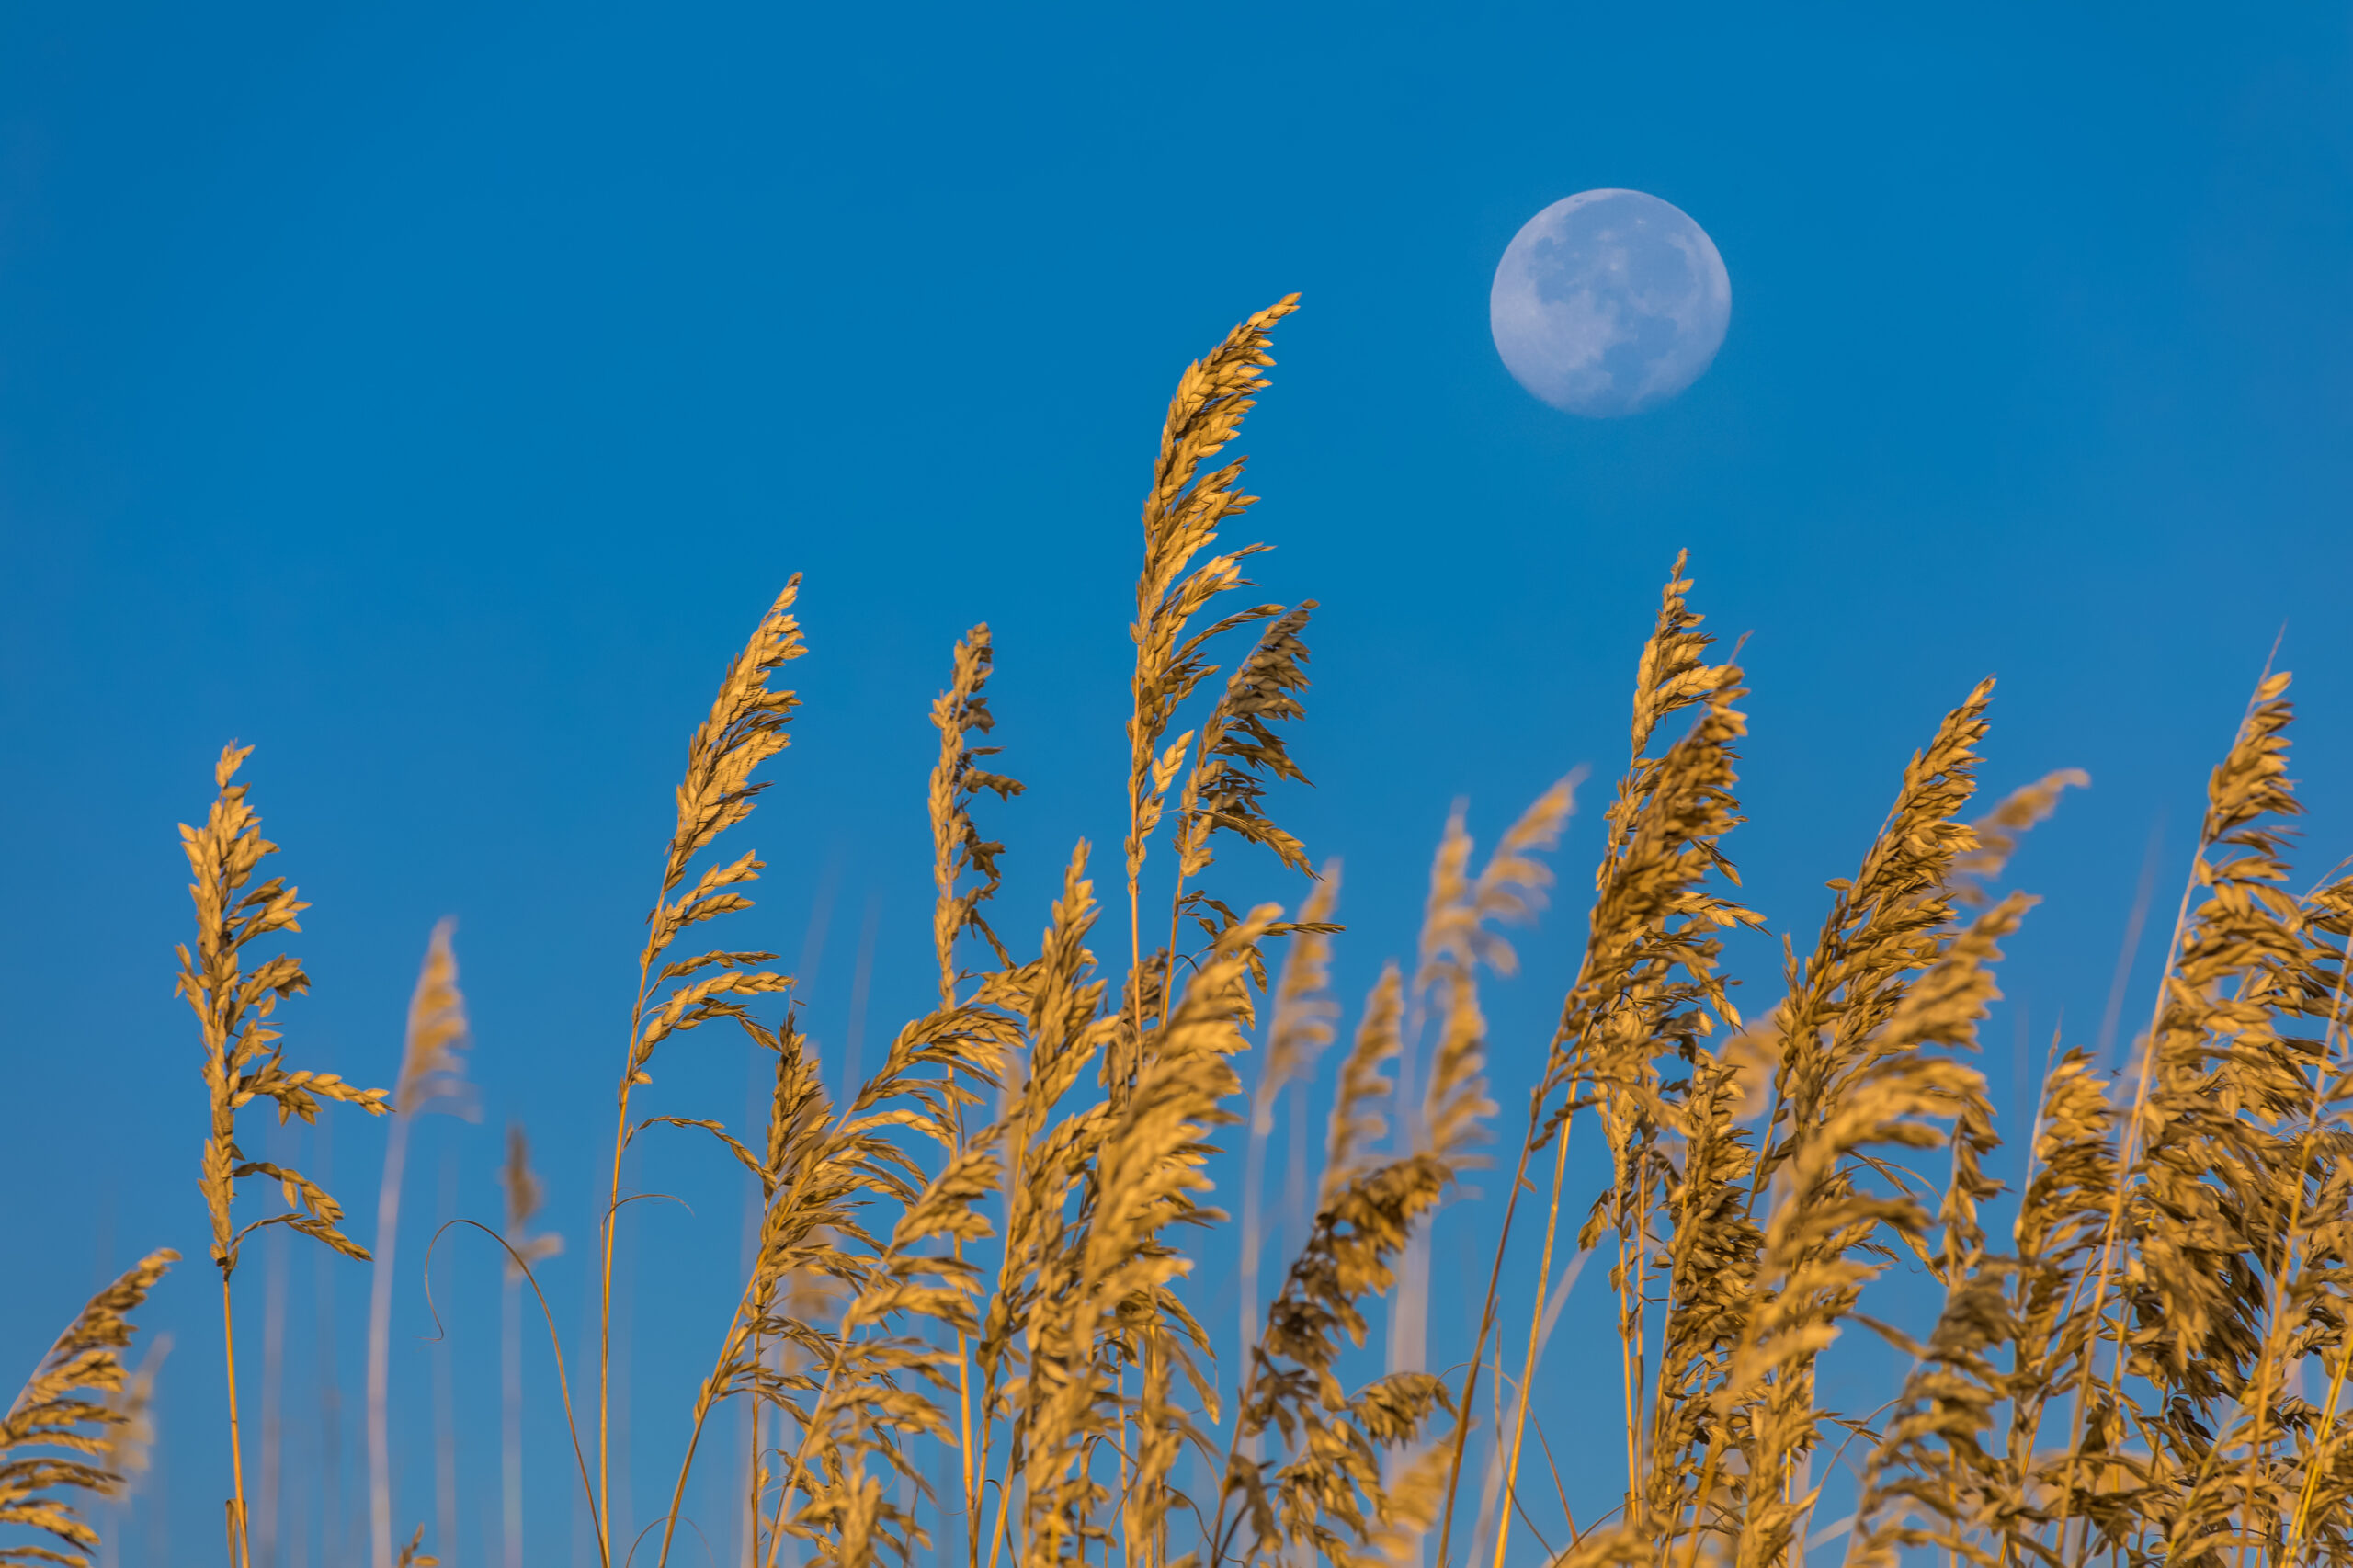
top-left (1490, 189), bottom-right (1732, 418)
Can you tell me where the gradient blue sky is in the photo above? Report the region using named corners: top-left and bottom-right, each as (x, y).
top-left (4, 5), bottom-right (2349, 1563)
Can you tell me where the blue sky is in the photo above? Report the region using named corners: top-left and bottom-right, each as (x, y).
top-left (3, 4), bottom-right (2348, 1563)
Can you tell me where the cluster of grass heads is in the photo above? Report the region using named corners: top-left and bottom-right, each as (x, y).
top-left (7, 296), bottom-right (2353, 1568)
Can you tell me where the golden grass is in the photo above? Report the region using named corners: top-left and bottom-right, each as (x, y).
top-left (176, 744), bottom-right (391, 1568)
top-left (2, 1251), bottom-right (176, 1567)
top-left (10, 295), bottom-right (2353, 1568)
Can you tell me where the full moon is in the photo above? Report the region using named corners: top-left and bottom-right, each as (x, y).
top-left (1490, 189), bottom-right (1731, 418)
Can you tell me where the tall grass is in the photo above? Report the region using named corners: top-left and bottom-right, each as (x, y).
top-left (179, 745), bottom-right (391, 1568)
top-left (7, 295), bottom-right (2352, 1568)
top-left (369, 922), bottom-right (474, 1568)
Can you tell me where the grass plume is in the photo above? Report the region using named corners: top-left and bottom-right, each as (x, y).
top-left (177, 744), bottom-right (388, 1568)
top-left (2, 1252), bottom-right (177, 1568)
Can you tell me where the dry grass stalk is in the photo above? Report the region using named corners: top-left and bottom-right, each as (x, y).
top-left (1714, 682), bottom-right (2007, 1568)
top-left (1121, 297), bottom-right (1304, 1066)
top-left (931, 623), bottom-right (1026, 1003)
top-left (369, 919), bottom-right (474, 1568)
top-left (1106, 301), bottom-right (1347, 1568)
top-left (927, 623), bottom-right (1025, 1557)
top-left (1437, 560), bottom-right (1755, 1568)
top-left (2, 1251), bottom-right (177, 1567)
top-left (1400, 779), bottom-right (1577, 1373)
top-left (178, 744), bottom-right (389, 1568)
top-left (602, 579), bottom-right (808, 1565)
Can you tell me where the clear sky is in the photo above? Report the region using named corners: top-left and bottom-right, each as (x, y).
top-left (3, 5), bottom-right (2348, 1562)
